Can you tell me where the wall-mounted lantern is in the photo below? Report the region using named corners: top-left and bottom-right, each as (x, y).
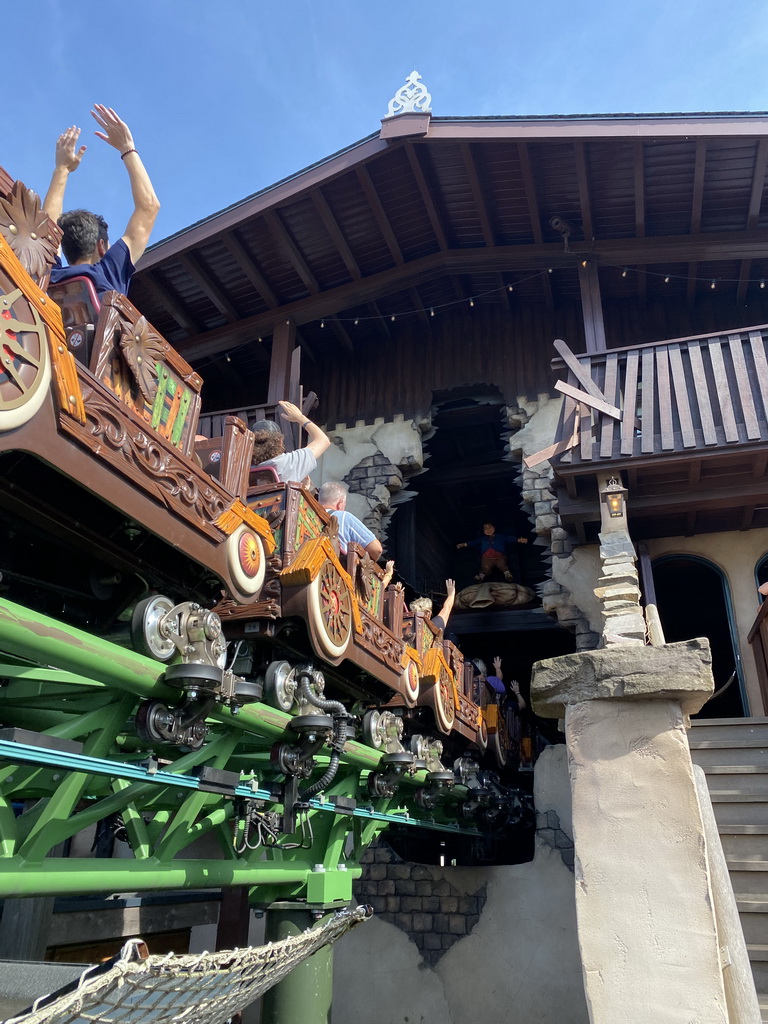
top-left (600, 476), bottom-right (628, 520)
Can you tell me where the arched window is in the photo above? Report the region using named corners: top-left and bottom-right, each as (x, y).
top-left (652, 554), bottom-right (746, 718)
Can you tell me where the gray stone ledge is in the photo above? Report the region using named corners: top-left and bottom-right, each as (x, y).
top-left (530, 638), bottom-right (714, 718)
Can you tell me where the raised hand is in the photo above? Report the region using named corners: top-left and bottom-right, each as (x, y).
top-left (91, 105), bottom-right (134, 154)
top-left (445, 579), bottom-right (456, 597)
top-left (55, 126), bottom-right (87, 173)
top-left (277, 400), bottom-right (305, 424)
top-left (493, 656), bottom-right (502, 674)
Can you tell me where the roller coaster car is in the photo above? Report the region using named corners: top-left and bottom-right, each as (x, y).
top-left (0, 170), bottom-right (274, 622)
top-left (214, 480), bottom-right (501, 764)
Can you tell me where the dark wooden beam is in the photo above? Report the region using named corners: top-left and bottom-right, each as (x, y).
top-left (736, 139), bottom-right (768, 302)
top-left (634, 140), bottom-right (646, 300)
top-left (574, 141), bottom-right (594, 242)
top-left (578, 260), bottom-right (606, 353)
top-left (177, 229), bottom-right (768, 360)
top-left (368, 301), bottom-right (391, 343)
top-left (267, 318), bottom-right (296, 404)
top-left (139, 271), bottom-right (201, 335)
top-left (263, 210), bottom-right (319, 293)
top-left (222, 231), bottom-right (278, 307)
top-left (460, 142), bottom-right (495, 247)
top-left (329, 317), bottom-right (354, 354)
top-left (690, 140), bottom-right (707, 234)
top-left (408, 287), bottom-right (430, 326)
top-left (178, 253), bottom-right (239, 322)
top-left (517, 141), bottom-right (553, 310)
top-left (312, 189), bottom-right (361, 280)
top-left (634, 140), bottom-right (646, 238)
top-left (356, 165), bottom-right (404, 265)
top-left (405, 143), bottom-right (448, 250)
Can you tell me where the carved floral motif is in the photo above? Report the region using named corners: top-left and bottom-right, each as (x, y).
top-left (118, 314), bottom-right (167, 405)
top-left (81, 384), bottom-right (231, 524)
top-left (0, 181), bottom-right (61, 281)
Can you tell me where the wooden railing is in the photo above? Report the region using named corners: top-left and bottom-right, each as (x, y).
top-left (197, 403), bottom-right (277, 439)
top-left (553, 324), bottom-right (768, 467)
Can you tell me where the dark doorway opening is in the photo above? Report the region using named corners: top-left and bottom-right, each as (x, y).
top-left (653, 555), bottom-right (745, 718)
top-left (387, 387), bottom-right (575, 713)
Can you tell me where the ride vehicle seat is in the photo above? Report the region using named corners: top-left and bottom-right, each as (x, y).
top-left (250, 464), bottom-right (281, 487)
top-left (47, 276), bottom-right (101, 367)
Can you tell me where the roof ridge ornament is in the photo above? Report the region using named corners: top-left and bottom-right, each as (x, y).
top-left (386, 71), bottom-right (432, 117)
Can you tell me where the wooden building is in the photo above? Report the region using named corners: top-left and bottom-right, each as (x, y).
top-left (130, 83), bottom-right (768, 722)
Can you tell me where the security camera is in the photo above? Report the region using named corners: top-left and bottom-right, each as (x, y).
top-left (549, 216), bottom-right (574, 236)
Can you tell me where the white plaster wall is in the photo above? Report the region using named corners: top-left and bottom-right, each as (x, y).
top-left (552, 545), bottom-right (603, 635)
top-left (333, 747), bottom-right (588, 1024)
top-left (647, 528), bottom-right (768, 715)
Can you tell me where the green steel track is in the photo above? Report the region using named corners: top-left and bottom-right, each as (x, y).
top-left (0, 597), bottom-right (490, 904)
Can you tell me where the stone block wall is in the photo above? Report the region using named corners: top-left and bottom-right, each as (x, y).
top-left (353, 841), bottom-right (486, 968)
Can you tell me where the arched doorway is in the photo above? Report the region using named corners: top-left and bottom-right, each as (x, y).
top-left (653, 554), bottom-right (745, 718)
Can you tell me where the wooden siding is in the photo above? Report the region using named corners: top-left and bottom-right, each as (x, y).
top-left (304, 306), bottom-right (584, 426)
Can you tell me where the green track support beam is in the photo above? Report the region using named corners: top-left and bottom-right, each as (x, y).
top-left (261, 904), bottom-right (341, 1024)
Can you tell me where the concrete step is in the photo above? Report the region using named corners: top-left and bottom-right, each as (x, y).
top-left (696, 766), bottom-right (768, 796)
top-left (689, 717), bottom-right (768, 747)
top-left (691, 738), bottom-right (768, 766)
top-left (720, 829), bottom-right (768, 863)
top-left (727, 862), bottom-right (768, 894)
top-left (748, 946), bottom-right (768, 991)
top-left (734, 895), bottom-right (768, 944)
top-left (709, 796), bottom-right (768, 828)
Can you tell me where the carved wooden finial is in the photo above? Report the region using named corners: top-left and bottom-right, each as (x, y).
top-left (0, 180), bottom-right (61, 283)
top-left (386, 71), bottom-right (432, 117)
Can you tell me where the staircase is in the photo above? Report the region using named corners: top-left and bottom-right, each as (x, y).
top-left (689, 717), bottom-right (768, 1020)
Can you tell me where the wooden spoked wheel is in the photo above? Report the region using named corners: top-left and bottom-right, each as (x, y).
top-left (0, 286), bottom-right (51, 430)
top-left (433, 665), bottom-right (456, 733)
top-left (227, 525), bottom-right (266, 597)
top-left (307, 558), bottom-right (353, 661)
top-left (475, 715), bottom-right (488, 752)
top-left (490, 709), bottom-right (510, 769)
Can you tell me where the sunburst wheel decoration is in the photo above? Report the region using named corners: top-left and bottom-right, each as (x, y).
top-left (238, 530), bottom-right (262, 578)
top-left (0, 181), bottom-right (61, 282)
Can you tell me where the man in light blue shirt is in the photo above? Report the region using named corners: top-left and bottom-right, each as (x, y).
top-left (318, 481), bottom-right (383, 559)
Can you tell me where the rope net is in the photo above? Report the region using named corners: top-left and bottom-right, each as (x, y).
top-left (7, 905), bottom-right (372, 1024)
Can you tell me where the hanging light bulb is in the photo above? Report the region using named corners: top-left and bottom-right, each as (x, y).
top-left (469, 298), bottom-right (475, 308)
top-left (547, 267), bottom-right (553, 274)
top-left (430, 308), bottom-right (435, 317)
top-left (391, 315), bottom-right (396, 322)
top-left (507, 284), bottom-right (513, 292)
top-left (761, 280), bottom-right (766, 290)
top-left (580, 260), bottom-right (588, 268)
top-left (320, 320), bottom-right (325, 328)
top-left (354, 319), bottom-right (359, 325)
top-left (226, 353), bottom-right (231, 363)
top-left (621, 268), bottom-right (627, 278)
top-left (664, 276), bottom-right (670, 284)
top-left (711, 280), bottom-right (716, 290)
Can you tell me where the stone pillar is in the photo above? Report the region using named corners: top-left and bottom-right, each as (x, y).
top-left (532, 639), bottom-right (730, 1024)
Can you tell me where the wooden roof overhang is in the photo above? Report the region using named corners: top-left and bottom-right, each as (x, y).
top-left (131, 111), bottom-right (768, 384)
top-left (547, 323), bottom-right (768, 540)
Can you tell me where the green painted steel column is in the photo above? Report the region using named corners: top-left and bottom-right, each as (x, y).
top-left (261, 903), bottom-right (338, 1024)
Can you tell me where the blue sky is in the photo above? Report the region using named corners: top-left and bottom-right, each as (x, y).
top-left (11, 0), bottom-right (768, 248)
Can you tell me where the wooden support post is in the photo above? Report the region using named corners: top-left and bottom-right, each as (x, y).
top-left (267, 320), bottom-right (297, 406)
top-left (578, 261), bottom-right (607, 353)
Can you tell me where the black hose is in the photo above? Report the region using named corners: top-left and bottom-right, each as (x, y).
top-left (297, 669), bottom-right (349, 799)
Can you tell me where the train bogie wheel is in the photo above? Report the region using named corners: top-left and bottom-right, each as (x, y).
top-left (131, 595), bottom-right (176, 662)
top-left (264, 660), bottom-right (297, 712)
top-left (490, 714), bottom-right (510, 769)
top-left (475, 716), bottom-right (488, 752)
top-left (307, 558), bottom-right (353, 661)
top-left (227, 525), bottom-right (266, 597)
top-left (362, 709), bottom-right (385, 749)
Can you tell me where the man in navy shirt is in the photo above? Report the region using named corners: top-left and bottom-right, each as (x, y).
top-left (44, 104), bottom-right (160, 298)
